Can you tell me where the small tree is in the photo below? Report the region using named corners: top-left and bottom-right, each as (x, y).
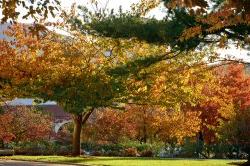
top-left (217, 63), bottom-right (250, 161)
top-left (0, 106), bottom-right (52, 146)
top-left (0, 112), bottom-right (14, 148)
top-left (82, 108), bottom-right (128, 144)
top-left (0, 24), bottom-right (119, 155)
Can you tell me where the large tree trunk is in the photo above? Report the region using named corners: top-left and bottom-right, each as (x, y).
top-left (142, 109), bottom-right (147, 143)
top-left (72, 114), bottom-right (83, 156)
top-left (196, 131), bottom-right (205, 158)
top-left (72, 108), bottom-right (94, 156)
top-left (142, 122), bottom-right (147, 143)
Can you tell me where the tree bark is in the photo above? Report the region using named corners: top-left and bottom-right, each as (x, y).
top-left (72, 108), bottom-right (95, 156)
top-left (72, 114), bottom-right (83, 156)
top-left (196, 131), bottom-right (205, 158)
top-left (142, 109), bottom-right (147, 143)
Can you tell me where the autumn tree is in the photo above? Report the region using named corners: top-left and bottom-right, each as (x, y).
top-left (0, 24), bottom-right (109, 154)
top-left (218, 63), bottom-right (250, 110)
top-left (191, 73), bottom-right (233, 145)
top-left (0, 106), bottom-right (52, 147)
top-left (185, 63), bottom-right (250, 159)
top-left (82, 104), bottom-right (200, 147)
top-left (7, 106), bottom-right (52, 142)
top-left (216, 63), bottom-right (250, 161)
top-left (81, 50), bottom-right (217, 145)
top-left (82, 108), bottom-right (131, 144)
top-left (124, 105), bottom-right (201, 145)
top-left (0, 24), bottom-right (172, 155)
top-left (0, 111), bottom-right (14, 148)
top-left (123, 105), bottom-right (158, 144)
top-left (163, 0), bottom-right (250, 47)
top-left (0, 24), bottom-right (47, 103)
top-left (154, 110), bottom-right (200, 145)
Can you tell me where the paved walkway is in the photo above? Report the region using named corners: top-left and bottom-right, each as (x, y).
top-left (0, 160), bottom-right (79, 166)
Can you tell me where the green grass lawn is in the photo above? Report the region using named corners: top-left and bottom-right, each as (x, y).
top-left (0, 156), bottom-right (247, 166)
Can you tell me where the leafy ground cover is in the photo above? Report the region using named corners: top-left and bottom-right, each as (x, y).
top-left (0, 156), bottom-right (246, 166)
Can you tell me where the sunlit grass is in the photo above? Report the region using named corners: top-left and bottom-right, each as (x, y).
top-left (0, 155), bottom-right (247, 166)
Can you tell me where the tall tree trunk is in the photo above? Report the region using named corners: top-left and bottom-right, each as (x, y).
top-left (196, 131), bottom-right (205, 158)
top-left (72, 108), bottom-right (94, 156)
top-left (72, 114), bottom-right (83, 156)
top-left (142, 109), bottom-right (147, 143)
top-left (142, 123), bottom-right (147, 143)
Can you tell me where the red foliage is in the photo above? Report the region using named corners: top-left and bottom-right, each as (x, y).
top-left (82, 105), bottom-right (200, 144)
top-left (194, 63), bottom-right (250, 144)
top-left (0, 113), bottom-right (15, 143)
top-left (219, 64), bottom-right (250, 110)
top-left (0, 106), bottom-right (53, 143)
top-left (82, 108), bottom-right (129, 144)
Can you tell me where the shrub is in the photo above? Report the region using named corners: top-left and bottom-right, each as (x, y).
top-left (81, 142), bottom-right (98, 152)
top-left (180, 140), bottom-right (197, 158)
top-left (0, 149), bottom-right (14, 156)
top-left (105, 150), bottom-right (122, 156)
top-left (12, 141), bottom-right (72, 156)
top-left (92, 151), bottom-right (102, 156)
top-left (56, 145), bottom-right (72, 156)
top-left (123, 147), bottom-right (139, 157)
top-left (140, 150), bottom-right (154, 157)
top-left (81, 141), bottom-right (164, 157)
top-left (120, 140), bottom-right (149, 151)
top-left (121, 140), bottom-right (164, 156)
top-left (82, 142), bottom-right (123, 156)
top-left (101, 144), bottom-right (123, 152)
top-left (13, 142), bottom-right (48, 155)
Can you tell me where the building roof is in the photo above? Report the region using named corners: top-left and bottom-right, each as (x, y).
top-left (38, 105), bottom-right (71, 121)
top-left (2, 104), bottom-right (71, 122)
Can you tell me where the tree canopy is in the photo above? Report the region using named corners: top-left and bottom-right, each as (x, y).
top-left (74, 0), bottom-right (250, 52)
top-left (0, 23), bottom-right (218, 155)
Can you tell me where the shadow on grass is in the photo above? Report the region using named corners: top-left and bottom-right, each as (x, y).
top-left (227, 162), bottom-right (250, 166)
top-left (78, 157), bottom-right (242, 162)
top-left (8, 159), bottom-right (86, 166)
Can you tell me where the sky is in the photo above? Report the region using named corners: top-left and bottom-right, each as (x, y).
top-left (6, 99), bottom-right (56, 105)
top-left (61, 0), bottom-right (138, 11)
top-left (46, 0), bottom-right (166, 22)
